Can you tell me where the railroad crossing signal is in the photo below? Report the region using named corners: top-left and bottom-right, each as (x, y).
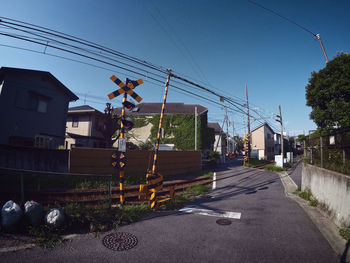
top-left (111, 151), bottom-right (127, 170)
top-left (108, 75), bottom-right (143, 102)
top-left (122, 101), bottom-right (136, 111)
top-left (121, 117), bottom-right (134, 132)
top-left (243, 133), bottom-right (250, 164)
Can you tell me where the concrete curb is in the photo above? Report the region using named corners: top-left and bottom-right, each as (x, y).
top-left (0, 232), bottom-right (82, 254)
top-left (0, 243), bottom-right (36, 253)
top-left (279, 171), bottom-right (298, 194)
top-left (278, 172), bottom-right (349, 262)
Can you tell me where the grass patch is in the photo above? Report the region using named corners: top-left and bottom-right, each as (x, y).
top-left (340, 228), bottom-right (350, 241)
top-left (309, 199), bottom-right (318, 207)
top-left (163, 184), bottom-right (210, 210)
top-left (188, 185), bottom-right (210, 196)
top-left (265, 165), bottom-right (287, 172)
top-left (243, 158), bottom-right (270, 167)
top-left (27, 225), bottom-right (64, 249)
top-left (298, 190), bottom-right (312, 201)
top-left (202, 171), bottom-right (213, 178)
top-left (294, 189), bottom-right (319, 207)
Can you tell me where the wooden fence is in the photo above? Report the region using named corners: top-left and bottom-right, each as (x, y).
top-left (0, 144), bottom-right (69, 172)
top-left (70, 148), bottom-right (201, 176)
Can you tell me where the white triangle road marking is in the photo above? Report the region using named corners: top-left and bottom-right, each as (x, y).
top-left (179, 207), bottom-right (241, 219)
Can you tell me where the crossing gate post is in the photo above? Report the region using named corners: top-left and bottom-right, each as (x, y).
top-left (108, 75), bottom-right (144, 205)
top-left (119, 91), bottom-right (127, 205)
top-left (148, 71), bottom-right (172, 210)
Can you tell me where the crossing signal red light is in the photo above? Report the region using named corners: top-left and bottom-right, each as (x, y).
top-left (123, 101), bottom-right (136, 111)
top-left (122, 117), bottom-right (134, 131)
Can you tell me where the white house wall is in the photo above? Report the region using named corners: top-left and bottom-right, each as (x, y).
top-left (66, 115), bottom-right (91, 136)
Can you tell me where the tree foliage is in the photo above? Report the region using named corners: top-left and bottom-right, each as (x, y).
top-left (97, 103), bottom-right (120, 148)
top-left (234, 135), bottom-right (244, 151)
top-left (306, 53), bottom-right (350, 130)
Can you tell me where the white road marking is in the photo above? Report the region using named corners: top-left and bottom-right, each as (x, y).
top-left (179, 207), bottom-right (241, 219)
top-left (212, 172), bottom-right (216, 190)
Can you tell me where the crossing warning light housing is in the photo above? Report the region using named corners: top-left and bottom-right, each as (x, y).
top-left (122, 117), bottom-right (134, 131)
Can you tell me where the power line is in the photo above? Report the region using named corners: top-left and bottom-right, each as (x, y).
top-left (247, 0), bottom-right (316, 37)
top-left (0, 16), bottom-right (280, 125)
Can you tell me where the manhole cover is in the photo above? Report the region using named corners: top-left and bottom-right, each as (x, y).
top-left (102, 232), bottom-right (138, 251)
top-left (216, 219), bottom-right (232, 225)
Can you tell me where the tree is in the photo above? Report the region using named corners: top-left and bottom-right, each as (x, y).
top-left (306, 53), bottom-right (350, 130)
top-left (288, 137), bottom-right (295, 152)
top-left (97, 103), bottom-right (120, 148)
top-left (297, 134), bottom-right (307, 143)
top-left (234, 135), bottom-right (244, 152)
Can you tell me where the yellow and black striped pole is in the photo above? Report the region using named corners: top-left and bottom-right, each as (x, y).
top-left (119, 80), bottom-right (128, 205)
top-left (148, 71), bottom-right (172, 209)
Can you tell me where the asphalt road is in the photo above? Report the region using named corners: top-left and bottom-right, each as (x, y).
top-left (1, 159), bottom-right (338, 263)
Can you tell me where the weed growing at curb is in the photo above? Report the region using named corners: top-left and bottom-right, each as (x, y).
top-left (309, 199), bottom-right (318, 207)
top-left (293, 189), bottom-right (320, 207)
top-left (299, 190), bottom-right (312, 201)
top-left (340, 228), bottom-right (350, 241)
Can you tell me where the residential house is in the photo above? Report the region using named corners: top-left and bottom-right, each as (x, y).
top-left (0, 67), bottom-right (78, 149)
top-left (208, 122), bottom-right (226, 155)
top-left (251, 122), bottom-right (275, 160)
top-left (65, 105), bottom-right (106, 149)
top-left (114, 102), bottom-right (213, 150)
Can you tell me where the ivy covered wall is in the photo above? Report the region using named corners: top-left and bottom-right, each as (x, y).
top-left (129, 113), bottom-right (215, 151)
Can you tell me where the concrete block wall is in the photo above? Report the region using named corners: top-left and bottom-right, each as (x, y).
top-left (302, 164), bottom-right (350, 228)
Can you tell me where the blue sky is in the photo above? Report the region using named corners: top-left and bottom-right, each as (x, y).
top-left (1, 0), bottom-right (349, 137)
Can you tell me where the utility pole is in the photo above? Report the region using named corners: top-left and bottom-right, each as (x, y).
top-left (225, 106), bottom-right (229, 154)
top-left (278, 105), bottom-right (284, 159)
top-left (232, 120), bottom-right (235, 152)
top-left (316, 34), bottom-right (329, 63)
top-left (245, 85), bottom-right (251, 160)
top-left (194, 106), bottom-right (197, 150)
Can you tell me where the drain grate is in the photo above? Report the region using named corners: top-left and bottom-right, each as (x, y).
top-left (216, 219), bottom-right (232, 225)
top-left (102, 232), bottom-right (138, 251)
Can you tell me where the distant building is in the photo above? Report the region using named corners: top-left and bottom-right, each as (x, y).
top-left (65, 105), bottom-right (106, 149)
top-left (251, 122), bottom-right (275, 160)
top-left (207, 122), bottom-right (226, 155)
top-left (0, 67), bottom-right (78, 148)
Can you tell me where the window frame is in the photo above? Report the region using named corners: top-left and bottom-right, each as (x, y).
top-left (72, 116), bottom-right (79, 128)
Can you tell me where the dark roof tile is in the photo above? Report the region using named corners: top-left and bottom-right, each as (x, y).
top-left (0, 67), bottom-right (79, 101)
top-left (114, 102), bottom-right (207, 115)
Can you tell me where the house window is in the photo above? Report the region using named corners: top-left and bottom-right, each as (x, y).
top-left (72, 116), bottom-right (79, 127)
top-left (34, 135), bottom-right (52, 148)
top-left (28, 92), bottom-right (49, 113)
top-left (37, 100), bottom-right (48, 113)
